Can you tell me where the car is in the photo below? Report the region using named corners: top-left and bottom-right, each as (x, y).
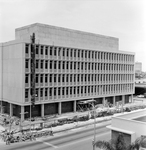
top-left (137, 95), bottom-right (144, 98)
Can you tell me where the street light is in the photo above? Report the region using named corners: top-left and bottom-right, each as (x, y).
top-left (90, 103), bottom-right (96, 150)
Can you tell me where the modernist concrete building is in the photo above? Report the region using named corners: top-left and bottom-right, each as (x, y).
top-left (0, 23), bottom-right (135, 120)
top-left (135, 62), bottom-right (142, 73)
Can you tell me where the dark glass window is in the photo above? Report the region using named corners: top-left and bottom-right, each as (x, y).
top-left (41, 46), bottom-right (43, 55)
top-left (25, 44), bottom-right (29, 54)
top-left (25, 89), bottom-right (29, 98)
top-left (50, 47), bottom-right (52, 56)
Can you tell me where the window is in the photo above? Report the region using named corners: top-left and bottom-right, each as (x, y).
top-left (81, 63), bottom-right (83, 70)
top-left (54, 47), bottom-right (57, 56)
top-left (66, 62), bottom-right (69, 70)
top-left (70, 87), bottom-right (72, 95)
top-left (45, 74), bottom-right (48, 83)
top-left (74, 87), bottom-right (76, 94)
top-left (54, 61), bottom-right (57, 69)
top-left (40, 60), bottom-right (43, 69)
top-left (92, 52), bottom-right (94, 58)
top-left (58, 87), bottom-right (60, 96)
top-left (77, 87), bottom-right (80, 94)
top-left (78, 50), bottom-right (80, 57)
top-left (66, 49), bottom-right (69, 57)
top-left (36, 74), bottom-right (39, 83)
top-left (88, 51), bottom-right (90, 58)
top-left (77, 74), bottom-right (80, 82)
top-left (25, 74), bottom-right (29, 83)
top-left (70, 62), bottom-right (72, 70)
top-left (62, 61), bottom-right (65, 70)
top-left (50, 47), bottom-right (52, 56)
top-left (62, 87), bottom-right (65, 95)
top-left (41, 46), bottom-right (43, 55)
top-left (66, 87), bottom-right (68, 95)
top-left (74, 62), bottom-right (76, 70)
top-left (45, 60), bottom-right (48, 69)
top-left (25, 89), bottom-right (29, 98)
top-left (88, 75), bottom-right (90, 82)
top-left (50, 74), bottom-right (52, 83)
top-left (58, 61), bottom-right (61, 70)
top-left (50, 61), bottom-right (52, 69)
top-left (74, 75), bottom-right (76, 82)
top-left (78, 62), bottom-right (80, 70)
top-left (36, 45), bottom-right (39, 55)
top-left (54, 88), bottom-right (56, 96)
top-left (70, 75), bottom-right (72, 82)
top-left (63, 48), bottom-right (65, 56)
top-left (40, 74), bottom-right (43, 83)
top-left (49, 88), bottom-right (52, 96)
top-left (25, 59), bottom-right (29, 69)
top-left (58, 74), bottom-right (61, 82)
top-left (45, 47), bottom-right (48, 55)
top-left (74, 50), bottom-right (76, 57)
top-left (45, 88), bottom-right (48, 97)
top-left (70, 49), bottom-right (72, 57)
top-left (36, 60), bottom-right (39, 69)
top-left (81, 50), bottom-right (84, 58)
top-left (25, 44), bottom-right (29, 54)
top-left (54, 74), bottom-right (56, 82)
top-left (88, 63), bottom-right (90, 70)
top-left (85, 51), bottom-right (87, 58)
top-left (62, 74), bottom-right (65, 82)
top-left (40, 88), bottom-right (43, 97)
top-left (66, 75), bottom-right (69, 82)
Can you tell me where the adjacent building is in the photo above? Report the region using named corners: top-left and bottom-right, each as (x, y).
top-left (0, 23), bottom-right (135, 120)
top-left (107, 109), bottom-right (146, 148)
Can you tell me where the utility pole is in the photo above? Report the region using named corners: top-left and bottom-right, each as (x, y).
top-left (30, 33), bottom-right (36, 132)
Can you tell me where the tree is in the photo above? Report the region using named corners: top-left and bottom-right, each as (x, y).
top-left (94, 134), bottom-right (146, 150)
top-left (94, 133), bottom-right (126, 150)
top-left (127, 136), bottom-right (146, 150)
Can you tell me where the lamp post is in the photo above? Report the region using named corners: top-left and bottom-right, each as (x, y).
top-left (90, 103), bottom-right (96, 150)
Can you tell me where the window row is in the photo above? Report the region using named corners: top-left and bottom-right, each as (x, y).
top-left (25, 74), bottom-right (134, 85)
top-left (25, 44), bottom-right (134, 63)
top-left (25, 84), bottom-right (134, 100)
top-left (25, 59), bottom-right (134, 72)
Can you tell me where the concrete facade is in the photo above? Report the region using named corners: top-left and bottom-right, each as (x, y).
top-left (15, 23), bottom-right (119, 51)
top-left (0, 23), bottom-right (135, 120)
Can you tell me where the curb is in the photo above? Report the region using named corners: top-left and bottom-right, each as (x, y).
top-left (53, 116), bottom-right (112, 134)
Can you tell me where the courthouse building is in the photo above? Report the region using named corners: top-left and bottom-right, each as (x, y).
top-left (0, 23), bottom-right (135, 120)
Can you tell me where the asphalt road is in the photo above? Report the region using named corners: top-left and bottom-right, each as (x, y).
top-left (1, 121), bottom-right (111, 150)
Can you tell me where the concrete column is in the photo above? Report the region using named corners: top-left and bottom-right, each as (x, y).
top-left (58, 102), bottom-right (61, 115)
top-left (74, 100), bottom-right (76, 112)
top-left (122, 95), bottom-right (125, 106)
top-left (102, 97), bottom-right (105, 106)
top-left (113, 96), bottom-right (116, 106)
top-left (131, 94), bottom-right (133, 103)
top-left (10, 103), bottom-right (13, 117)
top-left (41, 104), bottom-right (44, 117)
top-left (21, 106), bottom-right (25, 121)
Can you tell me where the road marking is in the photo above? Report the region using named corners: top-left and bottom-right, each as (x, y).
top-left (37, 139), bottom-right (58, 148)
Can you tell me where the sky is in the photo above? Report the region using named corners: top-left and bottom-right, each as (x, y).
top-left (0, 0), bottom-right (146, 71)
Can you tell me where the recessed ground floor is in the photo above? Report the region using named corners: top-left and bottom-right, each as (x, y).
top-left (0, 94), bottom-right (133, 121)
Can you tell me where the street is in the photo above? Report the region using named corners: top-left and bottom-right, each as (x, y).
top-left (0, 121), bottom-right (111, 150)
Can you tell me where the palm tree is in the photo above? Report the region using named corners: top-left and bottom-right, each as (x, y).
top-left (127, 136), bottom-right (146, 150)
top-left (94, 133), bottom-right (126, 150)
top-left (94, 134), bottom-right (146, 150)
